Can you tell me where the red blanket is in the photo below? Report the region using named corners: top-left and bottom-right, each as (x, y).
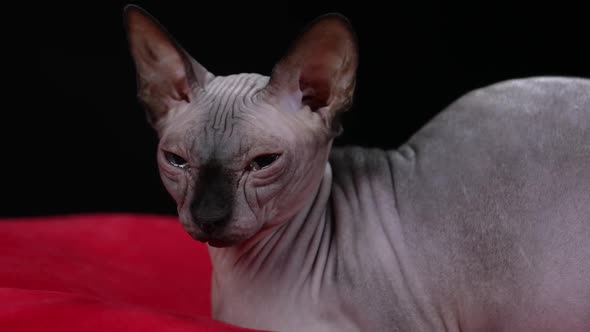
top-left (0, 213), bottom-right (264, 331)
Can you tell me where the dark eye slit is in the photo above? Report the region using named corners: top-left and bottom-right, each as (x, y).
top-left (165, 151), bottom-right (188, 168)
top-left (248, 153), bottom-right (281, 171)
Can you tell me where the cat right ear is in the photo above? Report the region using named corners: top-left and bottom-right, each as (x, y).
top-left (123, 5), bottom-right (213, 127)
top-left (263, 13), bottom-right (358, 135)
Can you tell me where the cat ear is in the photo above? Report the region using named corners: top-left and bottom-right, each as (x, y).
top-left (123, 5), bottom-right (214, 126)
top-left (264, 13), bottom-right (358, 132)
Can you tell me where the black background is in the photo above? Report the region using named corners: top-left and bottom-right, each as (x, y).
top-left (2, 1), bottom-right (588, 217)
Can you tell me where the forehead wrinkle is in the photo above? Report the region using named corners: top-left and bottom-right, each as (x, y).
top-left (210, 76), bottom-right (242, 131)
top-left (202, 75), bottom-right (238, 142)
top-left (182, 74), bottom-right (272, 163)
top-left (210, 75), bottom-right (268, 137)
top-left (227, 76), bottom-right (253, 137)
top-left (221, 75), bottom-right (250, 138)
top-left (227, 75), bottom-right (268, 139)
top-left (212, 75), bottom-right (264, 127)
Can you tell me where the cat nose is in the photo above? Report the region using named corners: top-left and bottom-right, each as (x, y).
top-left (190, 195), bottom-right (231, 234)
top-left (189, 162), bottom-right (235, 234)
top-left (192, 209), bottom-right (231, 234)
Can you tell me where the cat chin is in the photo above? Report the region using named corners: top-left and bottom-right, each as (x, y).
top-left (204, 234), bottom-right (251, 248)
top-left (206, 238), bottom-right (242, 248)
top-left (186, 230), bottom-right (249, 248)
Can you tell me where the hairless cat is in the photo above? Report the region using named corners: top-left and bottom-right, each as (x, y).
top-left (123, 5), bottom-right (590, 332)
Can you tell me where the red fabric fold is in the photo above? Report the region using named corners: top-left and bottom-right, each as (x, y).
top-left (0, 213), bottom-right (263, 332)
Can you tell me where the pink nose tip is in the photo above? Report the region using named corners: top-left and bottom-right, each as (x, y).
top-left (192, 211), bottom-right (230, 235)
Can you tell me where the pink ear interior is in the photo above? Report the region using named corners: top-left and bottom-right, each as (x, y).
top-left (125, 6), bottom-right (192, 100)
top-left (124, 5), bottom-right (195, 123)
top-left (267, 14), bottom-right (358, 112)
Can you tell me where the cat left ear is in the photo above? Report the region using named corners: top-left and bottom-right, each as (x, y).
top-left (123, 5), bottom-right (213, 127)
top-left (264, 13), bottom-right (358, 131)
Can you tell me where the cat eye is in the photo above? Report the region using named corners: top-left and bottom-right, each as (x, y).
top-left (164, 151), bottom-right (189, 168)
top-left (248, 153), bottom-right (281, 171)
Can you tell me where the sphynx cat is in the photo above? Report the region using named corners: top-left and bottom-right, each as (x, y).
top-left (123, 5), bottom-right (590, 332)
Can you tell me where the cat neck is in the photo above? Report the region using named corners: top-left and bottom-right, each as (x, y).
top-left (207, 163), bottom-right (334, 284)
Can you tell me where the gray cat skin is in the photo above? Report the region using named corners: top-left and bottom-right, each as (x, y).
top-left (124, 5), bottom-right (590, 332)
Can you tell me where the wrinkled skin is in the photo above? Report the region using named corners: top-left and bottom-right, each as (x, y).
top-left (155, 73), bottom-right (334, 247)
top-left (124, 5), bottom-right (590, 332)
